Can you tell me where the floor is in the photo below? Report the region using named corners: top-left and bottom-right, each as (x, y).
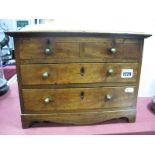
top-left (0, 81), bottom-right (155, 135)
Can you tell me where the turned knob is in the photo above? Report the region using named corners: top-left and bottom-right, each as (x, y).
top-left (107, 68), bottom-right (114, 75)
top-left (42, 72), bottom-right (49, 79)
top-left (44, 48), bottom-right (52, 55)
top-left (44, 97), bottom-right (51, 104)
top-left (106, 94), bottom-right (112, 100)
top-left (109, 48), bottom-right (117, 54)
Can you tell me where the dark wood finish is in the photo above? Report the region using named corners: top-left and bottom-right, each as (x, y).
top-left (19, 58), bottom-right (139, 64)
top-left (21, 108), bottom-right (136, 128)
top-left (22, 86), bottom-right (137, 113)
top-left (14, 37), bottom-right (144, 63)
top-left (16, 37), bottom-right (141, 60)
top-left (6, 31), bottom-right (151, 39)
top-left (18, 37), bottom-right (80, 59)
top-left (9, 31), bottom-right (151, 128)
top-left (82, 42), bottom-right (140, 60)
top-left (21, 82), bottom-right (136, 89)
top-left (21, 63), bottom-right (138, 85)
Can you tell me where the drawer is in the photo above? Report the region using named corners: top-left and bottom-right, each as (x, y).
top-left (21, 63), bottom-right (138, 85)
top-left (82, 42), bottom-right (140, 59)
top-left (17, 37), bottom-right (140, 60)
top-left (18, 37), bottom-right (79, 59)
top-left (22, 86), bottom-right (136, 112)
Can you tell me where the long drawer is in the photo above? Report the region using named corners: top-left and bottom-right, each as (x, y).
top-left (22, 86), bottom-right (136, 113)
top-left (21, 63), bottom-right (138, 85)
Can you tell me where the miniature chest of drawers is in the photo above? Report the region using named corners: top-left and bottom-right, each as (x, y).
top-left (7, 31), bottom-right (151, 128)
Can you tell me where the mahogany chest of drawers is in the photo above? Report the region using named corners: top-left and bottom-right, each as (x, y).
top-left (7, 31), bottom-right (151, 128)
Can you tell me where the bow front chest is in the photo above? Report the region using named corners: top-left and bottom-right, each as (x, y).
top-left (7, 31), bottom-right (151, 128)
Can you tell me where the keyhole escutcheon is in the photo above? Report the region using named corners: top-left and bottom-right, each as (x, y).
top-left (80, 66), bottom-right (85, 76)
top-left (80, 91), bottom-right (85, 99)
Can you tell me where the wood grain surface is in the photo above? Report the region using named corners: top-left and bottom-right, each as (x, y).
top-left (22, 86), bottom-right (137, 113)
top-left (21, 63), bottom-right (138, 85)
top-left (9, 31), bottom-right (150, 128)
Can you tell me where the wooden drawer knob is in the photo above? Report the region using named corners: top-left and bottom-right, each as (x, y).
top-left (109, 48), bottom-right (117, 54)
top-left (42, 72), bottom-right (49, 78)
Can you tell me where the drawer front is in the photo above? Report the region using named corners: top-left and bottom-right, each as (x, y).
top-left (83, 42), bottom-right (140, 59)
top-left (18, 37), bottom-right (79, 59)
top-left (22, 86), bottom-right (136, 112)
top-left (21, 63), bottom-right (138, 85)
top-left (17, 37), bottom-right (140, 60)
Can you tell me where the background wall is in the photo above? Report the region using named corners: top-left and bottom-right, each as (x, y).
top-left (0, 0), bottom-right (155, 97)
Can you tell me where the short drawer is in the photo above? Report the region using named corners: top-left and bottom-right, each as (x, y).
top-left (82, 41), bottom-right (140, 60)
top-left (22, 86), bottom-right (136, 112)
top-left (18, 37), bottom-right (79, 59)
top-left (21, 63), bottom-right (138, 85)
